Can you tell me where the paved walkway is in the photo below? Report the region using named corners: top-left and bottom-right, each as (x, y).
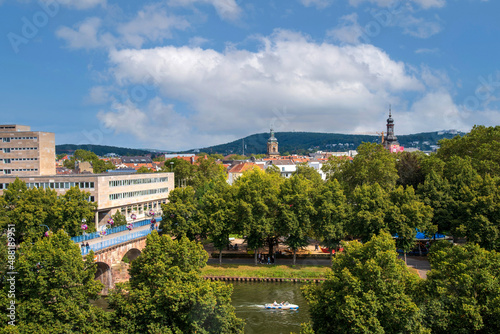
top-left (76, 223), bottom-right (155, 247)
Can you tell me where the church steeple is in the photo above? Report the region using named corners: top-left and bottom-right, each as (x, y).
top-left (267, 128), bottom-right (279, 157)
top-left (384, 105), bottom-right (399, 149)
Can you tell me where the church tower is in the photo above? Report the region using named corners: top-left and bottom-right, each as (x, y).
top-left (384, 106), bottom-right (399, 150)
top-left (267, 128), bottom-right (279, 158)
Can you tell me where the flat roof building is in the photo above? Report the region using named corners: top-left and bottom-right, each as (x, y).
top-left (0, 124), bottom-right (174, 230)
top-left (0, 124), bottom-right (56, 176)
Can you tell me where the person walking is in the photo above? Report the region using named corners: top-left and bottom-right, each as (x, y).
top-left (85, 242), bottom-right (90, 252)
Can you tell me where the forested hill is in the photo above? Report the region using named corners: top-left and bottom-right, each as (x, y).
top-left (56, 144), bottom-right (151, 156)
top-left (187, 130), bottom-right (464, 155)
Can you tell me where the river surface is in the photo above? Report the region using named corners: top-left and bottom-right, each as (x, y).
top-left (92, 281), bottom-right (311, 333)
top-left (229, 281), bottom-right (311, 334)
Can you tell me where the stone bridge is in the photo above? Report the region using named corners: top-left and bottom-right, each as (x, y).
top-left (87, 236), bottom-right (147, 294)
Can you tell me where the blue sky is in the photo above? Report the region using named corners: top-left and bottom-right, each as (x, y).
top-left (1, 0), bottom-right (499, 151)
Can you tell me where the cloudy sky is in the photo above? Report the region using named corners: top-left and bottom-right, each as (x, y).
top-left (1, 0), bottom-right (499, 151)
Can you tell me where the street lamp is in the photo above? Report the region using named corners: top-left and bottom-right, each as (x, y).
top-left (40, 224), bottom-right (50, 237)
top-left (81, 218), bottom-right (88, 241)
top-left (170, 161), bottom-right (174, 172)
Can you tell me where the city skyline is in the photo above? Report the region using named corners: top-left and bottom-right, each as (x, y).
top-left (1, 0), bottom-right (499, 151)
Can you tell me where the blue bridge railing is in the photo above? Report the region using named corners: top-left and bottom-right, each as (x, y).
top-left (80, 228), bottom-right (161, 256)
top-left (72, 216), bottom-right (162, 243)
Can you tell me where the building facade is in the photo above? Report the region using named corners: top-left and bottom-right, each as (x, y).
top-left (0, 124), bottom-right (174, 231)
top-left (0, 172), bottom-right (174, 230)
top-left (0, 124), bottom-right (56, 176)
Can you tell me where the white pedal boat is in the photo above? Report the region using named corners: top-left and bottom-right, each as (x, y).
top-left (265, 303), bottom-right (299, 310)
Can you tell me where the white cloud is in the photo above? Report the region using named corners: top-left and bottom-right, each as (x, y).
top-left (56, 17), bottom-right (116, 50)
top-left (17, 0), bottom-right (106, 10)
top-left (97, 30), bottom-right (435, 149)
top-left (57, 4), bottom-right (189, 50)
top-left (299, 0), bottom-right (334, 9)
top-left (117, 4), bottom-right (189, 48)
top-left (399, 14), bottom-right (442, 38)
top-left (397, 91), bottom-right (469, 134)
top-left (97, 98), bottom-right (235, 150)
top-left (348, 0), bottom-right (445, 9)
top-left (327, 13), bottom-right (364, 44)
top-left (168, 0), bottom-right (242, 21)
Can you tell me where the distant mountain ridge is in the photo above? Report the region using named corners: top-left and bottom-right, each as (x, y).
top-left (184, 130), bottom-right (465, 155)
top-left (56, 144), bottom-right (152, 157)
top-left (57, 130), bottom-right (464, 157)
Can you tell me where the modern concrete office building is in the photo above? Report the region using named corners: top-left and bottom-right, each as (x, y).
top-left (0, 124), bottom-right (174, 230)
top-left (0, 124), bottom-right (56, 176)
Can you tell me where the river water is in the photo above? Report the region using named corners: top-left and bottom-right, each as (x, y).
top-left (92, 281), bottom-right (311, 333)
top-left (229, 281), bottom-right (311, 334)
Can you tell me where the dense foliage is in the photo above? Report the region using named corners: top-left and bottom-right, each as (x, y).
top-left (63, 149), bottom-right (116, 173)
top-left (108, 232), bottom-right (244, 334)
top-left (0, 231), bottom-right (109, 333)
top-left (303, 233), bottom-right (425, 334)
top-left (0, 178), bottom-right (96, 243)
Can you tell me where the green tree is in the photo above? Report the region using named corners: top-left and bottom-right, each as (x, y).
top-left (198, 179), bottom-right (236, 264)
top-left (437, 125), bottom-right (500, 177)
top-left (445, 157), bottom-right (500, 249)
top-left (418, 170), bottom-right (454, 235)
top-left (0, 231), bottom-right (109, 333)
top-left (1, 179), bottom-right (58, 243)
top-left (55, 186), bottom-right (97, 236)
top-left (234, 169), bottom-right (282, 264)
top-left (136, 166), bottom-right (153, 173)
top-left (278, 175), bottom-right (316, 265)
top-left (420, 242), bottom-right (500, 333)
top-left (311, 179), bottom-right (349, 261)
top-left (302, 232), bottom-right (426, 334)
top-left (108, 232), bottom-right (244, 333)
top-left (191, 157), bottom-right (227, 191)
top-left (161, 158), bottom-right (196, 188)
top-left (324, 143), bottom-right (398, 194)
top-left (161, 186), bottom-right (201, 240)
top-left (293, 163), bottom-right (323, 187)
top-left (63, 149), bottom-right (115, 173)
top-left (387, 186), bottom-right (434, 263)
top-left (349, 183), bottom-right (392, 242)
top-left (396, 151), bottom-right (426, 189)
top-left (111, 210), bottom-right (127, 228)
top-left (265, 164), bottom-right (281, 176)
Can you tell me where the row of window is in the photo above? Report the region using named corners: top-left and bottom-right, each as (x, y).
top-left (1, 158), bottom-right (38, 162)
top-left (26, 182), bottom-right (95, 189)
top-left (1, 137), bottom-right (37, 142)
top-left (0, 183), bottom-right (10, 189)
top-left (109, 187), bottom-right (169, 201)
top-left (2, 169), bottom-right (38, 174)
top-left (109, 177), bottom-right (168, 187)
top-left (2, 147), bottom-right (38, 152)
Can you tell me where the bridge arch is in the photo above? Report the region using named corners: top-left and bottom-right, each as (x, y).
top-left (122, 248), bottom-right (141, 262)
top-left (95, 262), bottom-right (112, 294)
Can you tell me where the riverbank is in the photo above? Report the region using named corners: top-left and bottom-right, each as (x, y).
top-left (201, 264), bottom-right (331, 280)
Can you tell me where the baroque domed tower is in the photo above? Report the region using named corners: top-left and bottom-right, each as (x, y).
top-left (384, 106), bottom-right (399, 149)
top-left (267, 128), bottom-right (279, 158)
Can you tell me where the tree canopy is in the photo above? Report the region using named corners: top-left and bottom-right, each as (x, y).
top-left (108, 232), bottom-right (244, 334)
top-left (0, 231), bottom-right (109, 333)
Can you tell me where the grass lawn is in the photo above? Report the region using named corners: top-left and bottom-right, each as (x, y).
top-left (201, 264), bottom-right (331, 279)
